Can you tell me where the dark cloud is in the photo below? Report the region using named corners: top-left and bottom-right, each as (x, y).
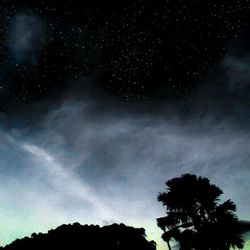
top-left (188, 48), bottom-right (250, 126)
top-left (8, 14), bottom-right (45, 64)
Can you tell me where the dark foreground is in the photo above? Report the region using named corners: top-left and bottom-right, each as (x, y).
top-left (0, 223), bottom-right (156, 250)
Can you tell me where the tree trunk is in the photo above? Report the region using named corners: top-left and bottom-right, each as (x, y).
top-left (167, 240), bottom-right (171, 250)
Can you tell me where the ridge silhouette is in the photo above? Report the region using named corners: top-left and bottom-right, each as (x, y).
top-left (0, 223), bottom-right (156, 250)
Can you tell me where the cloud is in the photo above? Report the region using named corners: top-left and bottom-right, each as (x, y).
top-left (21, 142), bottom-right (117, 220)
top-left (32, 89), bottom-right (250, 216)
top-left (8, 14), bottom-right (45, 64)
top-left (188, 53), bottom-right (250, 125)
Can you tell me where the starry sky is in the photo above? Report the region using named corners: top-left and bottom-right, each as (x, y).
top-left (1, 0), bottom-right (250, 249)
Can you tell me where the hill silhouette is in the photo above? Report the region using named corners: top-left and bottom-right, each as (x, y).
top-left (0, 223), bottom-right (156, 250)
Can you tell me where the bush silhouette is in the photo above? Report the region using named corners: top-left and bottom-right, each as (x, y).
top-left (157, 173), bottom-right (244, 250)
top-left (0, 223), bottom-right (156, 250)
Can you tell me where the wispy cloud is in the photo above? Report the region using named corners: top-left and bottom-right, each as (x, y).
top-left (21, 143), bottom-right (117, 220)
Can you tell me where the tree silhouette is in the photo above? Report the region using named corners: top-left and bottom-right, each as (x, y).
top-left (0, 223), bottom-right (156, 250)
top-left (157, 173), bottom-right (244, 250)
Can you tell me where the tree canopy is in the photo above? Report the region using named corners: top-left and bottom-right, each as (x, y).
top-left (0, 223), bottom-right (156, 250)
top-left (157, 173), bottom-right (244, 250)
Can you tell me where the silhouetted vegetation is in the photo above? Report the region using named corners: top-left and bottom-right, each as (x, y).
top-left (0, 223), bottom-right (156, 250)
top-left (157, 173), bottom-right (245, 250)
top-left (1, 174), bottom-right (249, 250)
top-left (238, 220), bottom-right (250, 235)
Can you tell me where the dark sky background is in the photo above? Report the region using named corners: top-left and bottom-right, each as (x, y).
top-left (1, 0), bottom-right (250, 249)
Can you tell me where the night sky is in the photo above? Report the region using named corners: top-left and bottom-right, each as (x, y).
top-left (1, 0), bottom-right (250, 249)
